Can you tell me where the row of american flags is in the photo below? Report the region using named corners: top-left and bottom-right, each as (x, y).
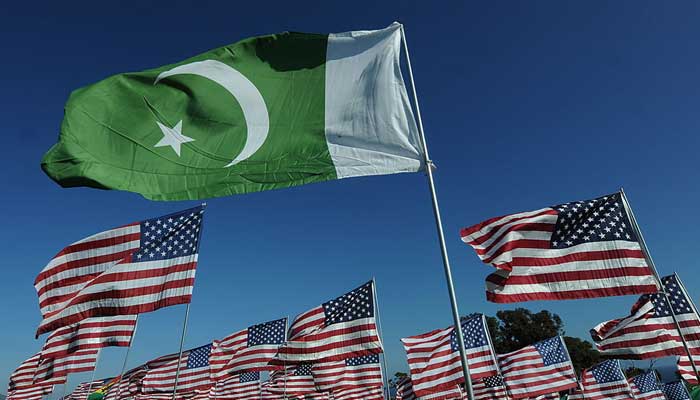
top-left (7, 189), bottom-right (700, 400)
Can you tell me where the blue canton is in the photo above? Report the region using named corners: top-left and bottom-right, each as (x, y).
top-left (186, 344), bottom-right (212, 369)
top-left (345, 354), bottom-right (379, 367)
top-left (662, 381), bottom-right (690, 400)
top-left (590, 360), bottom-right (624, 384)
top-left (248, 318), bottom-right (286, 347)
top-left (295, 363), bottom-right (313, 376)
top-left (240, 372), bottom-right (260, 383)
top-left (451, 314), bottom-right (488, 351)
top-left (633, 372), bottom-right (659, 394)
top-left (322, 282), bottom-right (374, 326)
top-left (533, 337), bottom-right (569, 366)
top-left (642, 274), bottom-right (694, 317)
top-left (550, 193), bottom-right (637, 249)
top-left (483, 375), bottom-right (504, 388)
top-left (134, 206), bottom-right (204, 262)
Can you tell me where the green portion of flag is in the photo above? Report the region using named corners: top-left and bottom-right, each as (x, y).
top-left (43, 32), bottom-right (333, 200)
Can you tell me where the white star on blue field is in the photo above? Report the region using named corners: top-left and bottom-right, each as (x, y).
top-left (3, 1), bottom-right (700, 396)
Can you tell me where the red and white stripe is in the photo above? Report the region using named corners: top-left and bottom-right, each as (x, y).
top-left (260, 381), bottom-right (285, 400)
top-left (395, 376), bottom-right (463, 400)
top-left (34, 348), bottom-right (99, 383)
top-left (677, 351), bottom-right (700, 385)
top-left (470, 378), bottom-right (507, 400)
top-left (67, 380), bottom-right (105, 400)
top-left (8, 353), bottom-right (42, 391)
top-left (41, 315), bottom-right (137, 359)
top-left (210, 375), bottom-right (260, 400)
top-left (267, 367), bottom-right (317, 397)
top-left (573, 360), bottom-right (633, 400)
top-left (142, 349), bottom-right (212, 393)
top-left (401, 327), bottom-right (498, 397)
top-left (460, 195), bottom-right (657, 303)
top-left (7, 385), bottom-right (54, 400)
top-left (525, 394), bottom-right (560, 400)
top-left (497, 337), bottom-right (577, 399)
top-left (312, 357), bottom-right (382, 391)
top-left (210, 321), bottom-right (284, 380)
top-left (333, 386), bottom-right (383, 400)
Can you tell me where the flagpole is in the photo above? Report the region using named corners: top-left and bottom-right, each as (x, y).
top-left (115, 314), bottom-right (140, 400)
top-left (284, 316), bottom-right (289, 400)
top-left (399, 23), bottom-right (475, 400)
top-left (172, 303), bottom-right (191, 400)
top-left (619, 188), bottom-right (700, 382)
top-left (481, 315), bottom-right (511, 400)
top-left (672, 273), bottom-right (700, 380)
top-left (85, 349), bottom-right (102, 400)
top-left (371, 278), bottom-right (391, 400)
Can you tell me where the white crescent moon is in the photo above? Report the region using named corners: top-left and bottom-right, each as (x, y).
top-left (155, 60), bottom-right (270, 167)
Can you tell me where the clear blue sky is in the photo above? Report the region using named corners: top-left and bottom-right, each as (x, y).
top-left (2, 0), bottom-right (700, 395)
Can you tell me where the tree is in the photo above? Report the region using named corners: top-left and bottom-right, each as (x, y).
top-left (563, 336), bottom-right (601, 374)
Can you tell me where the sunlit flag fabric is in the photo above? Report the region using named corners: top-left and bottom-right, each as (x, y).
top-left (210, 317), bottom-right (287, 379)
top-left (394, 376), bottom-right (463, 400)
top-left (68, 380), bottom-right (105, 400)
top-left (628, 371), bottom-right (665, 400)
top-left (41, 315), bottom-right (137, 359)
top-left (41, 22), bottom-right (423, 201)
top-left (143, 344), bottom-right (213, 393)
top-left (470, 375), bottom-right (508, 400)
top-left (591, 273), bottom-right (700, 359)
top-left (260, 381), bottom-right (285, 400)
top-left (497, 336), bottom-right (577, 399)
top-left (460, 192), bottom-right (657, 303)
top-left (677, 352), bottom-right (700, 385)
top-left (267, 364), bottom-right (317, 397)
top-left (7, 385), bottom-right (54, 400)
top-left (662, 381), bottom-right (691, 400)
top-left (571, 359), bottom-right (634, 400)
top-left (311, 354), bottom-right (382, 392)
top-left (34, 348), bottom-right (99, 383)
top-left (333, 386), bottom-right (384, 400)
top-left (276, 281), bottom-right (382, 362)
top-left (34, 205), bottom-right (205, 336)
top-left (7, 353), bottom-right (43, 391)
top-left (209, 372), bottom-right (261, 400)
top-left (401, 313), bottom-right (499, 398)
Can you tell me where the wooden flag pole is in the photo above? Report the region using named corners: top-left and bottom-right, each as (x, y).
top-left (172, 303), bottom-right (192, 400)
top-left (84, 349), bottom-right (102, 400)
top-left (620, 188), bottom-right (700, 382)
top-left (371, 278), bottom-right (391, 400)
top-left (399, 23), bottom-right (475, 400)
top-left (115, 314), bottom-right (140, 400)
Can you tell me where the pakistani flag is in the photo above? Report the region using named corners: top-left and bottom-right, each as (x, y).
top-left (42, 22), bottom-right (424, 200)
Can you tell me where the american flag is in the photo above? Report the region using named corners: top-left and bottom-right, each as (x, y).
top-left (312, 354), bottom-right (383, 392)
top-left (401, 314), bottom-right (499, 398)
top-left (210, 318), bottom-right (287, 379)
top-left (497, 336), bottom-right (577, 399)
top-left (41, 315), bottom-right (137, 359)
top-left (143, 344), bottom-right (213, 393)
top-left (591, 273), bottom-right (700, 359)
top-left (209, 372), bottom-right (261, 400)
top-left (34, 348), bottom-right (99, 383)
top-left (333, 386), bottom-right (384, 400)
top-left (7, 385), bottom-right (54, 400)
top-left (524, 394), bottom-right (559, 400)
top-left (471, 375), bottom-right (507, 400)
top-left (662, 381), bottom-right (691, 400)
top-left (628, 371), bottom-right (665, 400)
top-left (7, 354), bottom-right (45, 391)
top-left (569, 359), bottom-right (633, 400)
top-left (35, 206), bottom-right (205, 336)
top-left (67, 379), bottom-right (107, 400)
top-left (394, 376), bottom-right (463, 400)
top-left (260, 381), bottom-right (285, 400)
top-left (677, 352), bottom-right (700, 385)
top-left (460, 192), bottom-right (657, 303)
top-left (267, 363), bottom-right (317, 397)
top-left (275, 281), bottom-right (382, 362)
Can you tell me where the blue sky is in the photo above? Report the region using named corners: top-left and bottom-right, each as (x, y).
top-left (2, 0), bottom-right (700, 395)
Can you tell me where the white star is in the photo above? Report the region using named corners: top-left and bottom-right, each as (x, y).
top-left (154, 120), bottom-right (195, 156)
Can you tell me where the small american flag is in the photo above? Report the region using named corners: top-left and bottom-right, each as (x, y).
top-left (8, 354), bottom-right (44, 391)
top-left (471, 375), bottom-right (507, 400)
top-left (570, 360), bottom-right (633, 400)
top-left (143, 343), bottom-right (213, 393)
top-left (210, 317), bottom-right (287, 379)
top-left (209, 372), bottom-right (261, 400)
top-left (41, 316), bottom-right (137, 359)
top-left (276, 281), bottom-right (382, 362)
top-left (35, 206), bottom-right (205, 336)
top-left (591, 273), bottom-right (700, 359)
top-left (497, 336), bottom-right (577, 399)
top-left (34, 348), bottom-right (99, 383)
top-left (460, 192), bottom-right (657, 303)
top-left (7, 385), bottom-right (54, 400)
top-left (267, 364), bottom-right (317, 397)
top-left (67, 380), bottom-right (105, 400)
top-left (312, 354), bottom-right (383, 392)
top-left (662, 381), bottom-right (691, 400)
top-left (401, 314), bottom-right (499, 398)
top-left (628, 371), bottom-right (665, 400)
top-left (394, 376), bottom-right (463, 400)
top-left (333, 386), bottom-right (384, 400)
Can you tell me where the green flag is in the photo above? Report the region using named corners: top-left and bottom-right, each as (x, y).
top-left (42, 22), bottom-right (424, 200)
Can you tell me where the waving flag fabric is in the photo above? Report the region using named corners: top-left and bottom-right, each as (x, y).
top-left (41, 315), bottom-right (137, 359)
top-left (470, 375), bottom-right (507, 400)
top-left (311, 354), bottom-right (382, 392)
top-left (572, 359), bottom-right (633, 400)
top-left (7, 385), bottom-right (54, 400)
top-left (628, 371), bottom-right (665, 400)
top-left (497, 336), bottom-right (577, 399)
top-left (677, 351), bottom-right (700, 385)
top-left (394, 376), bottom-right (462, 400)
top-left (68, 380), bottom-right (105, 400)
top-left (210, 372), bottom-right (261, 400)
top-left (401, 314), bottom-right (499, 398)
top-left (260, 381), bottom-right (285, 400)
top-left (591, 273), bottom-right (700, 359)
top-left (143, 344), bottom-right (213, 393)
top-left (333, 386), bottom-right (384, 400)
top-left (8, 354), bottom-right (43, 391)
top-left (210, 318), bottom-right (287, 379)
top-left (276, 281), bottom-right (382, 362)
top-left (662, 381), bottom-right (691, 400)
top-left (460, 192), bottom-right (657, 303)
top-left (34, 348), bottom-right (99, 383)
top-left (267, 364), bottom-right (317, 397)
top-left (35, 206), bottom-right (205, 336)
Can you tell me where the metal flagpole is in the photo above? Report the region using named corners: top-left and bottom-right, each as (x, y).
top-left (672, 273), bottom-right (700, 379)
top-left (371, 278), bottom-right (391, 400)
top-left (619, 188), bottom-right (700, 382)
top-left (284, 316), bottom-right (289, 400)
top-left (399, 23), bottom-right (475, 400)
top-left (115, 314), bottom-right (140, 400)
top-left (172, 304), bottom-right (192, 400)
top-left (481, 314), bottom-right (511, 400)
top-left (84, 349), bottom-right (103, 400)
